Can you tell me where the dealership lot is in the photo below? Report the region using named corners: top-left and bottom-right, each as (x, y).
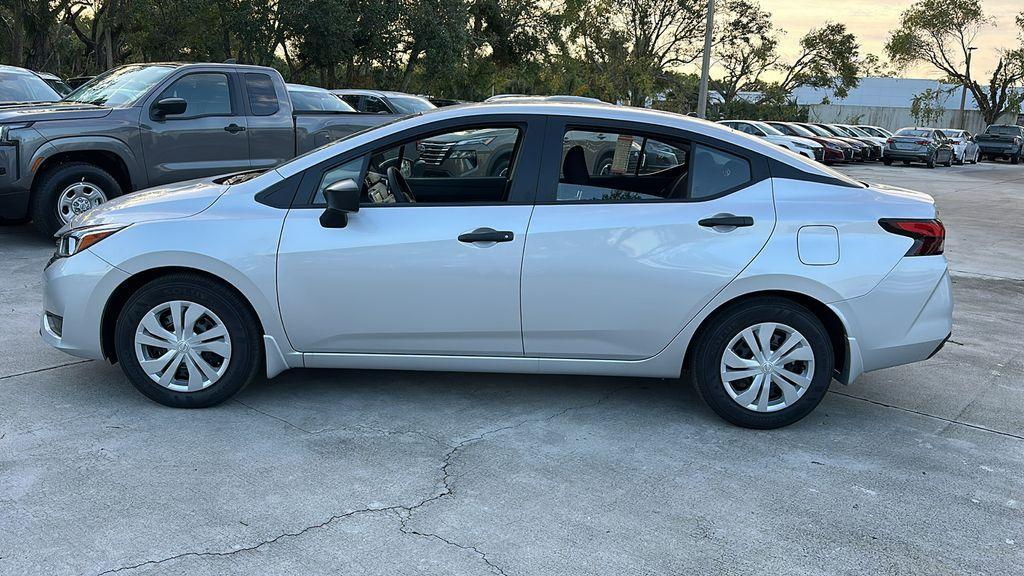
top-left (1, 161), bottom-right (1022, 575)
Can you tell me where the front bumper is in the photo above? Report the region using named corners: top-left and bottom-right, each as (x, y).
top-left (40, 249), bottom-right (129, 360)
top-left (830, 257), bottom-right (953, 383)
top-left (0, 144), bottom-right (31, 219)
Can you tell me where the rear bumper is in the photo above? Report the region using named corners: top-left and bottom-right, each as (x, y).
top-left (830, 257), bottom-right (953, 383)
top-left (885, 149), bottom-right (929, 162)
top-left (977, 143), bottom-right (1021, 155)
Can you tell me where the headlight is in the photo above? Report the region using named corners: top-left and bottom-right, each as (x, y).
top-left (55, 224), bottom-right (127, 258)
top-left (794, 141), bottom-right (813, 149)
top-left (0, 122), bottom-right (32, 142)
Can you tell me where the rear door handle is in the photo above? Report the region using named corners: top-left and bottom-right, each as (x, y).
top-left (458, 228), bottom-right (514, 243)
top-left (698, 216), bottom-right (754, 228)
top-left (224, 123), bottom-right (246, 134)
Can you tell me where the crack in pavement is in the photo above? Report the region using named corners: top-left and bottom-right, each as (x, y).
top-left (93, 386), bottom-right (632, 576)
top-left (0, 359), bottom-right (93, 381)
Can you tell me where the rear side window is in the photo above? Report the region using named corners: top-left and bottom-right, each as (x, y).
top-left (690, 145), bottom-right (752, 199)
top-left (244, 73), bottom-right (279, 116)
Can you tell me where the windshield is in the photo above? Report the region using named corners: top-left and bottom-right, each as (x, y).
top-left (63, 64), bottom-right (175, 107)
top-left (754, 122), bottom-right (784, 136)
top-left (387, 95), bottom-right (435, 114)
top-left (843, 126), bottom-right (871, 137)
top-left (986, 125), bottom-right (1022, 136)
top-left (800, 124), bottom-right (832, 137)
top-left (858, 126), bottom-right (887, 138)
top-left (0, 72), bottom-right (61, 103)
top-left (290, 89), bottom-right (355, 113)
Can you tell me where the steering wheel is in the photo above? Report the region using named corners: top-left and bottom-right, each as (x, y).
top-left (386, 167), bottom-right (416, 203)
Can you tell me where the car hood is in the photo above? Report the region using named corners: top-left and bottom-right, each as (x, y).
top-left (63, 178), bottom-right (228, 232)
top-left (0, 102), bottom-right (112, 123)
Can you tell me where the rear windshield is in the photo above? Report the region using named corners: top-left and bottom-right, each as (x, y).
top-left (0, 71), bottom-right (61, 103)
top-left (290, 90), bottom-right (355, 113)
top-left (986, 125), bottom-right (1022, 136)
top-left (387, 95), bottom-right (435, 114)
top-left (896, 129), bottom-right (932, 138)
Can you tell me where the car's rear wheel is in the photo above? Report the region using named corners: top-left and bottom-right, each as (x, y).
top-left (926, 154), bottom-right (936, 169)
top-left (688, 298), bottom-right (834, 429)
top-left (31, 162), bottom-right (122, 236)
top-left (114, 273), bottom-right (263, 408)
top-left (1012, 154), bottom-right (1020, 165)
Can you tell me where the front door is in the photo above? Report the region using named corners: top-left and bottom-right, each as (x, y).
top-left (521, 121), bottom-right (777, 360)
top-left (140, 70), bottom-right (250, 186)
top-left (277, 118), bottom-right (544, 356)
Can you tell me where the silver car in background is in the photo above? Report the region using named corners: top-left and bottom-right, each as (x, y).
top-left (40, 103), bottom-right (953, 429)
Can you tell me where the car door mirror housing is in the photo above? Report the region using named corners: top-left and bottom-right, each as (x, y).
top-left (152, 97), bottom-right (187, 119)
top-left (320, 178), bottom-right (361, 228)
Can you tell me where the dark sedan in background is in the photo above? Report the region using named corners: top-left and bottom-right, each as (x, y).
top-left (884, 128), bottom-right (955, 168)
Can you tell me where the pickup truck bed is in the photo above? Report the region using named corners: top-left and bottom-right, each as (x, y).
top-left (975, 125), bottom-right (1023, 163)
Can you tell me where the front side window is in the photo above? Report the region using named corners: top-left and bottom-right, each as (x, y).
top-left (557, 129), bottom-right (688, 201)
top-left (158, 72), bottom-right (232, 117)
top-left (363, 96), bottom-right (391, 114)
top-left (315, 125), bottom-right (523, 205)
top-left (245, 73), bottom-right (279, 116)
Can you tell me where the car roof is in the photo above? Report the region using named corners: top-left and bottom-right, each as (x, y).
top-left (332, 89), bottom-right (425, 99)
top-left (286, 83), bottom-right (331, 93)
top-left (276, 101), bottom-right (853, 184)
top-left (0, 64), bottom-right (39, 76)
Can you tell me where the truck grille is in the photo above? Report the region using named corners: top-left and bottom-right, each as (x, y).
top-left (419, 141), bottom-right (453, 165)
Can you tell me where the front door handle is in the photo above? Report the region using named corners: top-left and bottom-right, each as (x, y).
top-left (224, 123), bottom-right (246, 134)
top-left (458, 228), bottom-right (514, 243)
top-left (698, 216), bottom-right (754, 228)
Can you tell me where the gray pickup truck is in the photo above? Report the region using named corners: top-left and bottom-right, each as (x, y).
top-left (975, 124), bottom-right (1024, 164)
top-left (0, 62), bottom-right (391, 234)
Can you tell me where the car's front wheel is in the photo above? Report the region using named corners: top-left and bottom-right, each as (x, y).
top-left (688, 298), bottom-right (834, 429)
top-left (114, 273), bottom-right (263, 408)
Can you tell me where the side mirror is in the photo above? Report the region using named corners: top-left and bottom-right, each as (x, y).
top-left (319, 178), bottom-right (360, 228)
top-left (152, 97), bottom-right (187, 119)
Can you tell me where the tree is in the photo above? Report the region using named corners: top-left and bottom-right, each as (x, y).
top-left (712, 0), bottom-right (779, 106)
top-left (910, 87), bottom-right (947, 125)
top-left (886, 0), bottom-right (1024, 125)
top-left (775, 22), bottom-right (861, 98)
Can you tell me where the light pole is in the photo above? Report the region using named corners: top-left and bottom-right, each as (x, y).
top-left (696, 0), bottom-right (715, 118)
top-left (958, 46), bottom-right (976, 129)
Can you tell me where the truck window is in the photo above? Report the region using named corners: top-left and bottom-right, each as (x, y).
top-left (158, 73), bottom-right (232, 117)
top-left (244, 73), bottom-right (279, 116)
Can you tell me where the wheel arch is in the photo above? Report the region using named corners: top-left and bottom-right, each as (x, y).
top-left (100, 266), bottom-right (266, 364)
top-left (32, 148), bottom-right (134, 196)
top-left (681, 289), bottom-right (849, 382)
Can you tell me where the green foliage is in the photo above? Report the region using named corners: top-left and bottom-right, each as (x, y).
top-left (886, 0), bottom-right (1024, 124)
top-left (910, 88), bottom-right (947, 125)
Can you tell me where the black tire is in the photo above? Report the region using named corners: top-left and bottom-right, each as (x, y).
top-left (114, 273), bottom-right (263, 408)
top-left (489, 156), bottom-right (511, 178)
top-left (902, 160), bottom-right (911, 165)
top-left (688, 297), bottom-right (834, 429)
top-left (1012, 154), bottom-right (1020, 165)
top-left (31, 162), bottom-right (122, 236)
top-left (883, 158), bottom-right (893, 166)
top-left (594, 153), bottom-right (614, 175)
top-left (926, 155), bottom-right (936, 169)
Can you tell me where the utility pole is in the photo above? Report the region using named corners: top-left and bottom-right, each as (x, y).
top-left (958, 46), bottom-right (976, 129)
top-left (696, 0), bottom-right (715, 118)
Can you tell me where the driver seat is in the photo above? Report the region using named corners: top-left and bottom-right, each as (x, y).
top-left (562, 146), bottom-right (590, 186)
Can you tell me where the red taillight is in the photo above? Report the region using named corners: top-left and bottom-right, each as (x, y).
top-left (916, 140), bottom-right (930, 145)
top-left (879, 219), bottom-right (945, 256)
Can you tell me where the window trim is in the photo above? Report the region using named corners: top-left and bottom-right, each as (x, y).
top-left (153, 71), bottom-right (238, 120)
top-left (535, 117), bottom-right (768, 205)
top-left (290, 114), bottom-right (548, 209)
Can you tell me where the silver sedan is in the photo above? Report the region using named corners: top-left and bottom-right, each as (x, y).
top-left (40, 102), bottom-right (953, 429)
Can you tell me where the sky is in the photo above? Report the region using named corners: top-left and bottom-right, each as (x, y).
top-left (757, 0), bottom-right (1022, 79)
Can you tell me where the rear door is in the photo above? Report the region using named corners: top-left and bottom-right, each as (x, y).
top-left (140, 69), bottom-right (250, 185)
top-left (520, 118), bottom-right (776, 360)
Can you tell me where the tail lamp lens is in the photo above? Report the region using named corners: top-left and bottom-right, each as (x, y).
top-left (879, 218), bottom-right (945, 256)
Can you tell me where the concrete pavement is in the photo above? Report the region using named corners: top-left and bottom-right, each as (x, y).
top-left (1, 161), bottom-right (1021, 576)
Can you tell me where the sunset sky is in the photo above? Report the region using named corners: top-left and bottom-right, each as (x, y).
top-left (757, 0), bottom-right (1022, 79)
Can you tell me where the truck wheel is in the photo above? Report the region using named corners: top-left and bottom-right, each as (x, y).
top-left (31, 162), bottom-right (122, 236)
top-left (489, 156), bottom-right (511, 178)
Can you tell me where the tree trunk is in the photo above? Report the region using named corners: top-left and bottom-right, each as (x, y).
top-left (9, 2), bottom-right (25, 66)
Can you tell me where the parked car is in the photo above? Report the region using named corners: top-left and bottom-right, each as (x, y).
top-left (796, 122), bottom-right (871, 161)
top-left (883, 127), bottom-right (955, 168)
top-left (0, 62), bottom-right (394, 235)
top-left (810, 123), bottom-right (882, 161)
top-left (975, 124), bottom-right (1024, 164)
top-left (831, 124), bottom-right (888, 158)
top-left (856, 125), bottom-right (894, 139)
top-left (66, 76), bottom-right (94, 90)
top-left (0, 65), bottom-right (62, 104)
top-left (287, 83), bottom-right (357, 113)
top-left (426, 97), bottom-right (469, 107)
top-left (332, 89), bottom-right (436, 115)
top-left (40, 102), bottom-right (952, 429)
top-left (485, 94), bottom-right (605, 104)
top-left (939, 128), bottom-right (980, 165)
top-left (718, 120), bottom-right (824, 162)
top-left (766, 121), bottom-right (852, 163)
